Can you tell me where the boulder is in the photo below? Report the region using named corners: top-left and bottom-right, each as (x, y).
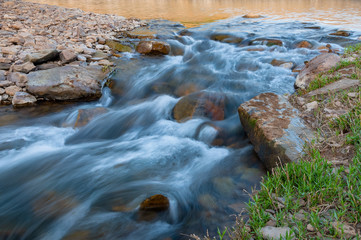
top-left (5, 85), bottom-right (21, 96)
top-left (74, 107), bottom-right (108, 128)
top-left (25, 49), bottom-right (59, 65)
top-left (11, 62), bottom-right (36, 73)
top-left (60, 50), bottom-right (77, 64)
top-left (12, 92), bottom-right (37, 107)
top-left (8, 72), bottom-right (27, 87)
top-left (140, 194), bottom-right (169, 211)
top-left (261, 226), bottom-right (295, 240)
top-left (136, 41), bottom-right (170, 55)
top-left (27, 66), bottom-right (108, 100)
top-left (173, 92), bottom-right (225, 122)
top-left (105, 40), bottom-right (132, 52)
top-left (238, 93), bottom-right (315, 170)
top-left (295, 53), bottom-right (341, 89)
top-left (251, 38), bottom-right (283, 47)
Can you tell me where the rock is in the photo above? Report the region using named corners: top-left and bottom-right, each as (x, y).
top-left (139, 194), bottom-right (169, 211)
top-left (77, 55), bottom-right (87, 62)
top-left (173, 92), bottom-right (225, 122)
top-left (295, 40), bottom-right (313, 49)
top-left (261, 226), bottom-right (295, 240)
top-left (265, 220), bottom-right (277, 227)
top-left (320, 36), bottom-right (361, 47)
top-left (25, 49), bottom-right (59, 65)
top-left (243, 14), bottom-right (262, 18)
top-left (105, 40), bottom-right (132, 52)
top-left (98, 59), bottom-right (114, 66)
top-left (198, 194), bottom-right (218, 209)
top-left (12, 92), bottom-right (37, 107)
top-left (271, 59), bottom-right (294, 69)
top-left (210, 34), bottom-right (244, 44)
top-left (304, 101), bottom-right (318, 112)
top-left (238, 93), bottom-right (315, 170)
top-left (27, 65), bottom-right (108, 100)
top-left (0, 63), bottom-right (11, 70)
top-left (280, 62), bottom-right (294, 69)
top-left (307, 224), bottom-right (315, 232)
top-left (330, 30), bottom-right (350, 37)
top-left (1, 46), bottom-right (21, 55)
top-left (347, 92), bottom-right (357, 98)
top-left (60, 49), bottom-right (77, 64)
top-left (8, 72), bottom-right (28, 87)
top-left (74, 107), bottom-right (108, 128)
top-left (332, 222), bottom-right (357, 238)
top-left (36, 62), bottom-right (60, 70)
top-left (1, 94), bottom-right (9, 101)
top-left (0, 80), bottom-right (12, 88)
top-left (126, 27), bottom-right (156, 39)
top-left (0, 70), bottom-right (5, 81)
top-left (136, 41), bottom-right (170, 55)
top-left (5, 85), bottom-right (21, 96)
top-left (0, 88), bottom-right (4, 94)
top-left (9, 36), bottom-right (25, 45)
top-left (251, 38), bottom-right (283, 47)
top-left (11, 62), bottom-right (36, 73)
top-left (213, 177), bottom-right (236, 196)
top-left (306, 79), bottom-right (360, 97)
top-left (295, 53), bottom-right (341, 89)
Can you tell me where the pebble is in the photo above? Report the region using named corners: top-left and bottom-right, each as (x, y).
top-left (307, 224), bottom-right (315, 232)
top-left (347, 92), bottom-right (358, 98)
top-left (261, 226), bottom-right (295, 240)
top-left (305, 101), bottom-right (318, 112)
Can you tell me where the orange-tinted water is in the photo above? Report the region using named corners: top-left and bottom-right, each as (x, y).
top-left (26, 0), bottom-right (361, 28)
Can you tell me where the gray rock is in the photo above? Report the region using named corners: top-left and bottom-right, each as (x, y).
top-left (238, 93), bottom-right (315, 170)
top-left (261, 226), bottom-right (295, 240)
top-left (60, 49), bottom-right (77, 63)
top-left (8, 72), bottom-right (28, 87)
top-left (0, 80), bottom-right (12, 88)
top-left (0, 63), bottom-right (11, 70)
top-left (305, 101), bottom-right (318, 112)
top-left (0, 70), bottom-right (5, 81)
top-left (12, 91), bottom-right (37, 107)
top-left (25, 49), bottom-right (59, 65)
top-left (0, 88), bottom-right (4, 94)
top-left (77, 55), bottom-right (87, 62)
top-left (306, 79), bottom-right (360, 97)
top-left (27, 65), bottom-right (108, 100)
top-left (36, 63), bottom-right (60, 71)
top-left (332, 222), bottom-right (357, 239)
top-left (295, 53), bottom-right (341, 89)
top-left (11, 62), bottom-right (36, 73)
top-left (2, 94), bottom-right (9, 100)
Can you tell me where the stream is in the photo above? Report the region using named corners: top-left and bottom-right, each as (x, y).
top-left (2, 1), bottom-right (361, 240)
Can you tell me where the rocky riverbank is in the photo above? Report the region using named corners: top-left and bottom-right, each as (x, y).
top-left (0, 0), bottom-right (146, 106)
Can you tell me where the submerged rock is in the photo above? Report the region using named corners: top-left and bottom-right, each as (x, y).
top-left (173, 92), bottom-right (225, 122)
top-left (12, 91), bottom-right (37, 107)
top-left (250, 38), bottom-right (283, 47)
top-left (140, 194), bottom-right (169, 211)
top-left (27, 65), bottom-right (108, 100)
top-left (136, 41), bottom-right (170, 55)
top-left (238, 93), bottom-right (314, 170)
top-left (295, 53), bottom-right (340, 89)
top-left (105, 40), bottom-right (133, 52)
top-left (210, 33), bottom-right (244, 44)
top-left (74, 107), bottom-right (108, 128)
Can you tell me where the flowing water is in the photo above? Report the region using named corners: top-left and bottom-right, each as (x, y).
top-left (2, 1), bottom-right (361, 240)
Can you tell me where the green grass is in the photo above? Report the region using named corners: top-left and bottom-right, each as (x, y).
top-left (344, 43), bottom-right (361, 55)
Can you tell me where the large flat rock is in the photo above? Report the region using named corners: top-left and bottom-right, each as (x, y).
top-left (306, 79), bottom-right (360, 97)
top-left (238, 93), bottom-right (314, 170)
top-left (27, 66), bottom-right (107, 100)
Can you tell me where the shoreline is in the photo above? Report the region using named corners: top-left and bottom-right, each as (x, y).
top-left (0, 0), bottom-right (146, 106)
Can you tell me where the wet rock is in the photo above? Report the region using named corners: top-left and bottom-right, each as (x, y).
top-left (25, 49), bottom-right (59, 65)
top-left (136, 41), bottom-right (170, 55)
top-left (127, 27), bottom-right (156, 39)
top-left (74, 107), bottom-right (108, 128)
top-left (243, 14), bottom-right (262, 18)
top-left (295, 53), bottom-right (341, 89)
top-left (5, 85), bottom-right (21, 96)
top-left (213, 177), bottom-right (236, 196)
top-left (174, 83), bottom-right (204, 97)
top-left (60, 49), bottom-right (77, 64)
top-left (238, 93), bottom-right (315, 170)
top-left (306, 79), bottom-right (360, 97)
top-left (210, 34), bottom-right (243, 44)
top-left (0, 63), bottom-right (11, 70)
top-left (27, 65), bottom-right (108, 100)
top-left (295, 40), bottom-right (313, 49)
top-left (320, 36), bottom-right (361, 47)
top-left (8, 72), bottom-right (27, 87)
top-left (140, 194), bottom-right (169, 212)
top-left (173, 92), bottom-right (225, 122)
top-left (12, 91), bottom-right (37, 107)
top-left (332, 222), bottom-right (357, 238)
top-left (271, 59), bottom-right (294, 69)
top-left (32, 191), bottom-right (77, 218)
top-left (11, 61), bottom-right (36, 73)
top-left (261, 226), bottom-right (295, 240)
top-left (251, 38), bottom-right (283, 47)
top-left (198, 194), bottom-right (218, 209)
top-left (105, 40), bottom-right (132, 52)
top-left (330, 30), bottom-right (350, 37)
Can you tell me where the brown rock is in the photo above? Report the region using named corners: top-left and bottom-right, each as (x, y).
top-left (140, 194), bottom-right (169, 211)
top-left (60, 50), bottom-right (77, 63)
top-left (251, 38), bottom-right (283, 47)
top-left (25, 49), bottom-right (60, 65)
top-left (243, 14), bottom-right (262, 18)
top-left (136, 41), bottom-right (170, 55)
top-left (210, 34), bottom-right (243, 44)
top-left (1, 46), bottom-right (21, 55)
top-left (173, 92), bottom-right (225, 122)
top-left (12, 92), bottom-right (37, 107)
top-left (295, 53), bottom-right (341, 89)
top-left (5, 85), bottom-right (21, 96)
top-left (11, 62), bottom-right (36, 73)
top-left (8, 72), bottom-right (28, 87)
top-left (9, 37), bottom-right (25, 45)
top-left (295, 40), bottom-right (313, 49)
top-left (74, 107), bottom-right (108, 128)
top-left (105, 40), bottom-right (132, 52)
top-left (330, 30), bottom-right (350, 37)
top-left (238, 93), bottom-right (315, 170)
